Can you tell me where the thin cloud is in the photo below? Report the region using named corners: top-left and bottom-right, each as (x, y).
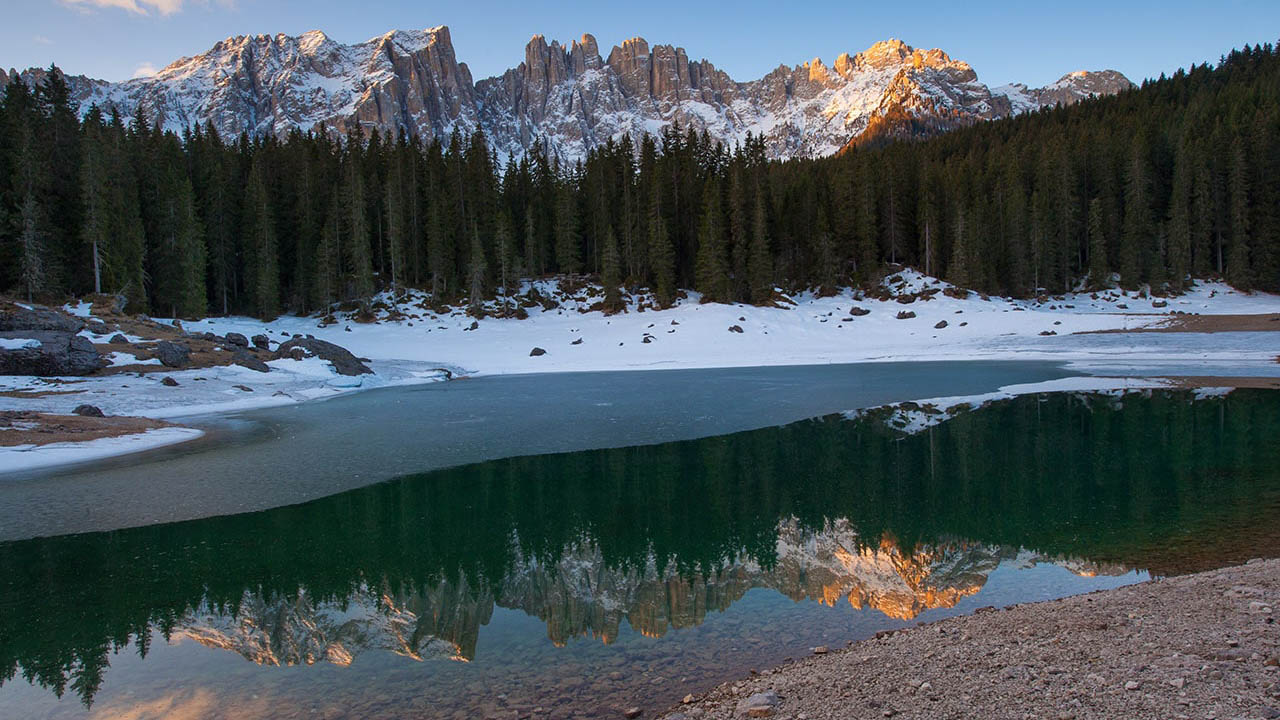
top-left (33, 35), bottom-right (54, 45)
top-left (61, 0), bottom-right (187, 16)
top-left (132, 62), bottom-right (159, 78)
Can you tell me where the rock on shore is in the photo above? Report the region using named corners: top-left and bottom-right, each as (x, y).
top-left (663, 559), bottom-right (1280, 720)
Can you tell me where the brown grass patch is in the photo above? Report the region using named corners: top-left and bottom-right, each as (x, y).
top-left (0, 411), bottom-right (179, 447)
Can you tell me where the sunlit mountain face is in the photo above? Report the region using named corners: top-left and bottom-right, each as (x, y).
top-left (0, 31), bottom-right (1132, 162)
top-left (1, 388), bottom-right (1278, 715)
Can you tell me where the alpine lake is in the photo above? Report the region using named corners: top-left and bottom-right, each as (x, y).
top-left (2, 361), bottom-right (1279, 719)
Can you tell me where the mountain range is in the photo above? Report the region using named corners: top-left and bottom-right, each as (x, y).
top-left (173, 518), bottom-right (1127, 667)
top-left (1, 27), bottom-right (1134, 162)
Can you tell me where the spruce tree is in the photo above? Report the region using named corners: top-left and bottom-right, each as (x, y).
top-left (748, 185), bottom-right (772, 304)
top-left (244, 162), bottom-right (279, 318)
top-left (18, 193), bottom-right (45, 302)
top-left (554, 183), bottom-right (582, 276)
top-left (1226, 142), bottom-right (1253, 289)
top-left (1087, 198), bottom-right (1111, 289)
top-left (601, 225), bottom-right (623, 312)
top-left (467, 225), bottom-right (487, 318)
top-left (694, 179), bottom-right (729, 302)
top-left (648, 183), bottom-right (675, 307)
top-left (344, 158), bottom-right (374, 300)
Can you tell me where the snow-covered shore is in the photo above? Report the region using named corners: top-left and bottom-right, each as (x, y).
top-left (188, 270), bottom-right (1280, 377)
top-left (2, 270), bottom-right (1278, 474)
top-left (0, 427), bottom-right (206, 474)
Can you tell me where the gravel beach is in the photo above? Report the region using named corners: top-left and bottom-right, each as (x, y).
top-left (661, 559), bottom-right (1280, 720)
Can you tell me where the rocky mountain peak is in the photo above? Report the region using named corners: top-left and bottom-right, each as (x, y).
top-left (8, 28), bottom-right (1134, 162)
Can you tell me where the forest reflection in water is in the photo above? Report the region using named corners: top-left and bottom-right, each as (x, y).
top-left (1, 387), bottom-right (1278, 718)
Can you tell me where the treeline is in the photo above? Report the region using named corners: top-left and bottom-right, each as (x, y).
top-left (1, 43), bottom-right (1278, 319)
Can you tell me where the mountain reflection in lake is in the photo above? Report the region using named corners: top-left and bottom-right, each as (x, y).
top-left (2, 388), bottom-right (1279, 719)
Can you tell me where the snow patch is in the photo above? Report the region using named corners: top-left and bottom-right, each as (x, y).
top-left (0, 338), bottom-right (41, 350)
top-left (0, 427), bottom-right (205, 474)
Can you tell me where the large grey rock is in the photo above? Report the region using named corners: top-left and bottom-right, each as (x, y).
top-left (274, 338), bottom-right (372, 376)
top-left (0, 305), bottom-right (84, 333)
top-left (224, 332), bottom-right (249, 348)
top-left (0, 331), bottom-right (104, 376)
top-left (233, 349), bottom-right (270, 373)
top-left (153, 341), bottom-right (191, 368)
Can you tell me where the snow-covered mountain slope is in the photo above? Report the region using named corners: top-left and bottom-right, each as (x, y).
top-left (992, 69), bottom-right (1134, 115)
top-left (2, 29), bottom-right (1133, 161)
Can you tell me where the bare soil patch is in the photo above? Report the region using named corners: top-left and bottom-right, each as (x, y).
top-left (0, 411), bottom-right (176, 447)
top-left (664, 559), bottom-right (1280, 720)
top-left (1088, 313), bottom-right (1280, 333)
top-left (1158, 376), bottom-right (1280, 391)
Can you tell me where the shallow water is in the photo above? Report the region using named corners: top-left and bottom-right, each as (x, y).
top-left (2, 386), bottom-right (1279, 719)
top-left (0, 360), bottom-right (1072, 539)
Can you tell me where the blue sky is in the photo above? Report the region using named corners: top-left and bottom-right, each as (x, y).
top-left (5, 0), bottom-right (1280, 88)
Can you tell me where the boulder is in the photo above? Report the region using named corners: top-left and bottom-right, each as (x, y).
top-left (85, 319), bottom-right (111, 335)
top-left (896, 310), bottom-right (916, 319)
top-left (728, 325), bottom-right (744, 333)
top-left (153, 341), bottom-right (191, 368)
top-left (233, 349), bottom-right (270, 373)
top-left (849, 306), bottom-right (871, 316)
top-left (224, 332), bottom-right (250, 348)
top-left (161, 376), bottom-right (179, 387)
top-left (529, 347), bottom-right (547, 357)
top-left (274, 338), bottom-right (373, 376)
top-left (934, 320), bottom-right (948, 329)
top-left (251, 334), bottom-right (270, 349)
top-left (736, 691), bottom-right (781, 718)
top-left (0, 331), bottom-right (104, 376)
top-left (73, 404), bottom-right (105, 417)
top-left (0, 304), bottom-right (84, 333)
top-left (108, 334), bottom-right (129, 345)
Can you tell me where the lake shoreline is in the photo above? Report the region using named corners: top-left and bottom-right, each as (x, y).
top-left (661, 558), bottom-right (1280, 720)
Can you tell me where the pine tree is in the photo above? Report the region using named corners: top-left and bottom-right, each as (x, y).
top-left (727, 168), bottom-right (749, 301)
top-left (747, 185), bottom-right (772, 304)
top-left (554, 183), bottom-right (581, 276)
top-left (427, 196), bottom-right (449, 299)
top-left (18, 193), bottom-right (45, 302)
top-left (314, 196), bottom-right (339, 310)
top-left (344, 158), bottom-right (374, 300)
top-left (601, 224), bottom-right (623, 312)
top-left (648, 182), bottom-right (675, 307)
top-left (79, 117), bottom-right (108, 294)
top-left (467, 225), bottom-right (487, 318)
top-left (948, 204), bottom-right (970, 289)
top-left (244, 162), bottom-right (279, 318)
top-left (385, 162), bottom-right (406, 288)
top-left (1087, 197), bottom-right (1111, 289)
top-left (494, 209), bottom-right (517, 313)
top-left (694, 179), bottom-right (729, 302)
top-left (1226, 142), bottom-right (1253, 289)
top-left (172, 175), bottom-right (208, 317)
top-left (1166, 153), bottom-right (1193, 290)
top-left (1120, 142), bottom-right (1153, 289)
